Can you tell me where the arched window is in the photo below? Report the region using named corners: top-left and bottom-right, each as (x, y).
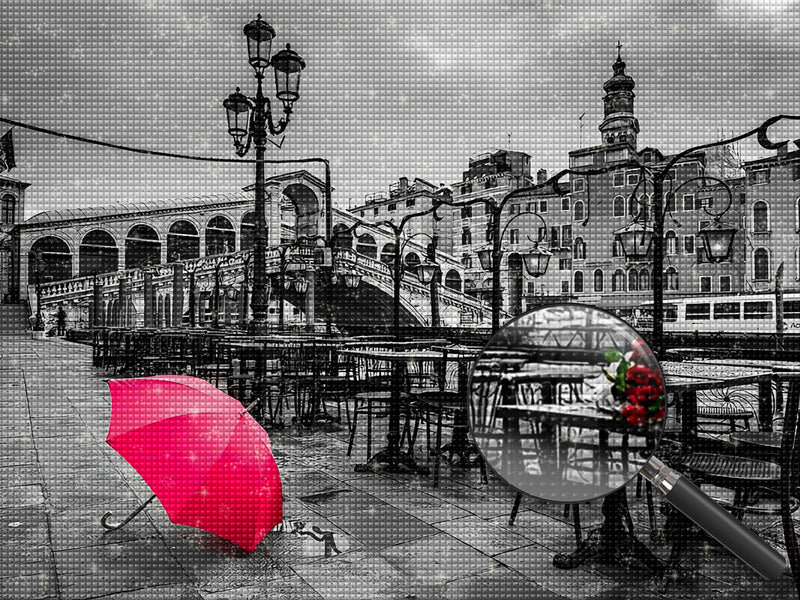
top-left (125, 225), bottom-right (160, 269)
top-left (665, 267), bottom-right (679, 291)
top-left (613, 195), bottom-right (625, 217)
top-left (574, 271), bottom-right (584, 293)
top-left (380, 243), bottom-right (396, 265)
top-left (332, 223), bottom-right (353, 250)
top-left (29, 237), bottom-right (73, 283)
top-left (612, 269), bottom-right (625, 292)
top-left (356, 234), bottom-right (377, 259)
top-left (167, 220), bottom-right (200, 262)
top-left (1, 193), bottom-right (16, 224)
top-left (445, 270), bottom-right (462, 291)
top-left (753, 201), bottom-right (769, 233)
top-left (573, 200), bottom-right (585, 222)
top-left (628, 269), bottom-right (639, 291)
top-left (206, 216), bottom-right (235, 255)
top-left (573, 237), bottom-right (586, 260)
top-left (240, 212), bottom-right (256, 252)
top-left (404, 252), bottom-right (420, 275)
top-left (593, 269), bottom-right (604, 293)
top-left (79, 230), bottom-right (118, 276)
top-left (754, 248), bottom-right (770, 281)
top-left (639, 268), bottom-right (650, 291)
top-left (665, 230), bottom-right (677, 255)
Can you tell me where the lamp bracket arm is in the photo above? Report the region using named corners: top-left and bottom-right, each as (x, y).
top-left (498, 210), bottom-right (547, 244)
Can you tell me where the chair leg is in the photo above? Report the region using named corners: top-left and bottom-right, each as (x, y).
top-left (571, 504), bottom-right (582, 545)
top-left (782, 494), bottom-right (800, 596)
top-left (433, 410), bottom-right (443, 488)
top-left (366, 399), bottom-right (373, 462)
top-left (646, 481), bottom-right (661, 542)
top-left (509, 492), bottom-right (523, 527)
top-left (347, 403), bottom-right (359, 458)
top-left (636, 473), bottom-right (643, 499)
top-left (563, 505), bottom-right (571, 519)
top-left (479, 455), bottom-right (489, 485)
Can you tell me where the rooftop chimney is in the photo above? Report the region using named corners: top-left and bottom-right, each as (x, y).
top-left (537, 169), bottom-right (547, 185)
top-left (399, 176), bottom-right (409, 192)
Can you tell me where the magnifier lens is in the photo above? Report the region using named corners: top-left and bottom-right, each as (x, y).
top-left (469, 304), bottom-right (666, 503)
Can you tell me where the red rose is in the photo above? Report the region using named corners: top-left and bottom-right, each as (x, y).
top-left (620, 403), bottom-right (646, 426)
top-left (650, 408), bottom-right (665, 423)
top-left (630, 339), bottom-right (648, 362)
top-left (626, 385), bottom-right (661, 407)
top-left (625, 364), bottom-right (662, 390)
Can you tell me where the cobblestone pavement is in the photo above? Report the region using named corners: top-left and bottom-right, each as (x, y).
top-left (0, 336), bottom-right (797, 599)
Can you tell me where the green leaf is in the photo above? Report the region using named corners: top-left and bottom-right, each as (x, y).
top-left (604, 349), bottom-right (623, 364)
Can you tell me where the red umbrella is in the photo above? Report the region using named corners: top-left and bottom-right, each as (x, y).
top-left (105, 375), bottom-right (282, 552)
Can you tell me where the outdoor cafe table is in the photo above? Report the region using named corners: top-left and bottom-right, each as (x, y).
top-left (338, 348), bottom-right (478, 474)
top-left (549, 360), bottom-right (778, 572)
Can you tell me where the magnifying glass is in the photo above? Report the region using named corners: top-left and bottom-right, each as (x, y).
top-left (468, 303), bottom-right (784, 580)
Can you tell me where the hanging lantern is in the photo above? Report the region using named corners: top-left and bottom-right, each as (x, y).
top-left (343, 272), bottom-right (362, 289)
top-left (614, 221), bottom-right (654, 261)
top-left (477, 246), bottom-right (493, 271)
top-left (417, 259), bottom-right (440, 285)
top-left (698, 219), bottom-right (737, 263)
top-left (522, 245), bottom-right (552, 278)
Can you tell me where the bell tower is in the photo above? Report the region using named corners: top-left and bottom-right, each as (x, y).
top-left (599, 42), bottom-right (639, 149)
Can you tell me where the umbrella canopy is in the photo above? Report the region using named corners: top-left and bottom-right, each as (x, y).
top-left (106, 375), bottom-right (282, 552)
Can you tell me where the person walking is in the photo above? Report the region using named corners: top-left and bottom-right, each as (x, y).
top-left (56, 304), bottom-right (67, 337)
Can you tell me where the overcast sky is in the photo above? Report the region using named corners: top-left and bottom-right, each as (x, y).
top-left (2, 0), bottom-right (799, 218)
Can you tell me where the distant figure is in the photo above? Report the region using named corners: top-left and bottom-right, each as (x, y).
top-left (56, 304), bottom-right (67, 336)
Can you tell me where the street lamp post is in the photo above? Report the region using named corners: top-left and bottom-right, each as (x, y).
top-left (223, 15), bottom-right (306, 335)
top-left (393, 232), bottom-right (441, 336)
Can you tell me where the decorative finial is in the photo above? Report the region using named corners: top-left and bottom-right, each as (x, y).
top-left (616, 40), bottom-right (623, 61)
top-left (257, 13), bottom-right (262, 19)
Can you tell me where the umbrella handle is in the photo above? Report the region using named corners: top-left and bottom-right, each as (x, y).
top-left (101, 494), bottom-right (157, 531)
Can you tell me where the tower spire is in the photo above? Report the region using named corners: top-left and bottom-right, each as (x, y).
top-left (599, 45), bottom-right (639, 148)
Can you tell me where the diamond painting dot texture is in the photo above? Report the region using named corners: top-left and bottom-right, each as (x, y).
top-left (1, 1), bottom-right (800, 599)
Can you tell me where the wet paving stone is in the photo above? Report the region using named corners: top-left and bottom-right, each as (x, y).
top-left (433, 514), bottom-right (532, 557)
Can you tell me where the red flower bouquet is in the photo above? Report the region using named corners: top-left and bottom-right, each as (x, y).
top-left (601, 347), bottom-right (665, 427)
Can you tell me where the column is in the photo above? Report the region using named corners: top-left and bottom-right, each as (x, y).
top-left (172, 263), bottom-right (184, 328)
top-left (93, 277), bottom-right (103, 328)
top-left (305, 269), bottom-right (315, 332)
top-left (143, 270), bottom-right (154, 328)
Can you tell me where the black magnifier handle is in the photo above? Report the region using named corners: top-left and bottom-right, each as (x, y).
top-left (642, 456), bottom-right (785, 580)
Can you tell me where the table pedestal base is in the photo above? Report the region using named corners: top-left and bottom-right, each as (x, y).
top-left (553, 489), bottom-right (665, 574)
top-left (355, 448), bottom-right (430, 475)
top-left (438, 427), bottom-right (483, 469)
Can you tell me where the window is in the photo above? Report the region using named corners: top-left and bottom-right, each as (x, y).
top-left (508, 204), bottom-right (517, 215)
top-left (405, 198), bottom-right (416, 207)
top-left (1, 194), bottom-right (15, 224)
top-left (613, 196), bottom-right (625, 217)
top-left (561, 281), bottom-right (570, 294)
top-left (573, 201), bottom-right (585, 222)
top-left (639, 269), bottom-right (650, 291)
top-left (461, 206), bottom-right (472, 219)
top-left (754, 248), bottom-right (769, 281)
top-left (527, 282), bottom-right (536, 294)
top-left (509, 229), bottom-right (519, 244)
top-left (665, 267), bottom-right (679, 291)
top-left (784, 301), bottom-right (800, 319)
top-left (461, 254), bottom-right (472, 269)
top-left (665, 193), bottom-right (676, 213)
top-left (684, 235), bottom-right (695, 255)
top-left (485, 203), bottom-right (493, 215)
top-left (612, 269), bottom-right (625, 292)
top-left (527, 203), bottom-right (534, 213)
top-left (720, 276), bottom-right (731, 293)
top-left (628, 270), bottom-right (639, 291)
top-left (558, 258), bottom-right (572, 271)
top-left (561, 224), bottom-right (572, 245)
top-left (574, 271), bottom-right (584, 293)
top-left (696, 237), bottom-right (708, 264)
top-left (748, 169), bottom-right (770, 185)
top-left (359, 211), bottom-right (365, 218)
top-left (665, 231), bottom-right (677, 255)
top-left (538, 227), bottom-right (547, 243)
top-left (388, 203), bottom-right (397, 212)
top-left (613, 172), bottom-right (625, 187)
top-left (373, 207), bottom-right (379, 216)
top-left (539, 200), bottom-right (547, 213)
top-left (686, 303), bottom-right (711, 320)
top-left (744, 301), bottom-right (773, 320)
top-left (714, 302), bottom-right (740, 320)
top-left (461, 227), bottom-right (472, 245)
top-left (573, 237), bottom-right (586, 260)
top-left (612, 239), bottom-right (622, 257)
top-left (794, 165), bottom-right (800, 181)
top-left (550, 227), bottom-right (560, 247)
top-left (561, 197), bottom-right (570, 211)
top-left (753, 201), bottom-right (769, 232)
top-left (682, 194), bottom-right (696, 211)
top-left (664, 305), bottom-right (678, 322)
top-left (594, 269), bottom-right (604, 292)
top-left (700, 276), bottom-right (712, 293)
top-left (626, 171), bottom-right (639, 185)
top-left (573, 179), bottom-right (585, 193)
